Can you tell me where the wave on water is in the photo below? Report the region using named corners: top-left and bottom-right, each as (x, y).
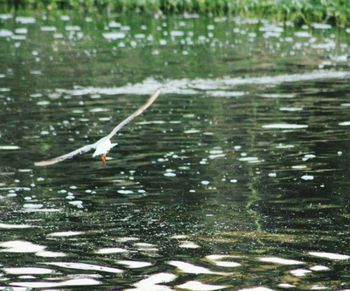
top-left (57, 70), bottom-right (350, 97)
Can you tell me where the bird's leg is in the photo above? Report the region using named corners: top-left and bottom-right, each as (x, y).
top-left (101, 154), bottom-right (107, 166)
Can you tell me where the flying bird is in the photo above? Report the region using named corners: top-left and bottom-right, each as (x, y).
top-left (34, 89), bottom-right (160, 167)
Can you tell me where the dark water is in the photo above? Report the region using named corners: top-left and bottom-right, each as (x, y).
top-left (1, 11), bottom-right (350, 290)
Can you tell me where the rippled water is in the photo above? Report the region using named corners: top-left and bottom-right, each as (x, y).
top-left (1, 11), bottom-right (350, 290)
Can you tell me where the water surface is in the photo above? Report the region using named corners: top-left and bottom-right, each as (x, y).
top-left (0, 12), bottom-right (350, 290)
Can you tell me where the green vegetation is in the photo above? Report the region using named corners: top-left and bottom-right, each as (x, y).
top-left (2, 0), bottom-right (350, 26)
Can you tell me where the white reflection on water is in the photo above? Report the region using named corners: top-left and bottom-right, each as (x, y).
top-left (0, 240), bottom-right (66, 257)
top-left (171, 234), bottom-right (189, 239)
top-left (133, 242), bottom-right (159, 253)
top-left (36, 250), bottom-right (66, 257)
top-left (95, 247), bottom-right (128, 254)
top-left (126, 272), bottom-right (176, 291)
top-left (0, 240), bottom-right (45, 253)
top-left (238, 157), bottom-right (262, 163)
top-left (0, 32), bottom-right (11, 42)
top-left (309, 251), bottom-right (350, 260)
top-left (262, 124), bottom-right (308, 129)
top-left (10, 278), bottom-right (101, 288)
top-left (45, 262), bottom-right (123, 273)
top-left (3, 267), bottom-right (54, 275)
top-left (116, 260), bottom-right (152, 268)
top-left (0, 223), bottom-right (33, 229)
top-left (0, 145), bottom-right (20, 150)
top-left (310, 265), bottom-right (330, 271)
top-left (206, 255), bottom-right (241, 268)
top-left (339, 121), bottom-right (350, 126)
top-left (279, 107), bottom-right (303, 112)
top-left (47, 231), bottom-right (84, 237)
top-left (168, 261), bottom-right (230, 275)
top-left (238, 287), bottom-right (273, 291)
top-left (40, 26), bottom-right (56, 32)
top-left (258, 256), bottom-right (304, 265)
top-left (15, 28), bottom-right (27, 34)
top-left (65, 25), bottom-right (81, 31)
top-left (260, 93), bottom-right (295, 98)
top-left (103, 32), bottom-right (126, 41)
top-left (178, 241), bottom-right (200, 249)
top-left (15, 16), bottom-right (36, 24)
top-left (117, 237), bottom-right (139, 242)
top-left (290, 268), bottom-right (312, 277)
top-left (177, 280), bottom-right (228, 290)
top-left (301, 175), bottom-right (314, 181)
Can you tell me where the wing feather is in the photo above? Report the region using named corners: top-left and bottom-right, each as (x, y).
top-left (34, 144), bottom-right (95, 167)
top-left (107, 89), bottom-right (160, 139)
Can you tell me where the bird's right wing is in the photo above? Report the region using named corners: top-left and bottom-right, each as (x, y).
top-left (107, 89), bottom-right (160, 139)
top-left (34, 144), bottom-right (95, 167)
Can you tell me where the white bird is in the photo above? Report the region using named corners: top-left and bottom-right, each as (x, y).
top-left (34, 89), bottom-right (160, 167)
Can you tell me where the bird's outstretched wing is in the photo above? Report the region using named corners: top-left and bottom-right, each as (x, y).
top-left (34, 144), bottom-right (95, 167)
top-left (34, 89), bottom-right (160, 167)
top-left (106, 89), bottom-right (160, 139)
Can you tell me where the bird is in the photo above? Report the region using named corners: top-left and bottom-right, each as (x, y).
top-left (34, 89), bottom-right (160, 167)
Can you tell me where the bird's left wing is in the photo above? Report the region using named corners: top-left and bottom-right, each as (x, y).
top-left (106, 89), bottom-right (160, 139)
top-left (34, 144), bottom-right (95, 167)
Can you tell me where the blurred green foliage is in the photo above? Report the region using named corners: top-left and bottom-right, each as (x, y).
top-left (2, 0), bottom-right (350, 26)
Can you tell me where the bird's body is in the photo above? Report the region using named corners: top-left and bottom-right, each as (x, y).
top-left (92, 137), bottom-right (117, 165)
top-left (92, 137), bottom-right (116, 157)
top-left (34, 89), bottom-right (160, 167)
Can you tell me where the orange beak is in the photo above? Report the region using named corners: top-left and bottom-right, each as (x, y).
top-left (101, 154), bottom-right (107, 166)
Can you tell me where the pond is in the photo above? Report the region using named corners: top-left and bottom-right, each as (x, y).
top-left (0, 11), bottom-right (350, 290)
